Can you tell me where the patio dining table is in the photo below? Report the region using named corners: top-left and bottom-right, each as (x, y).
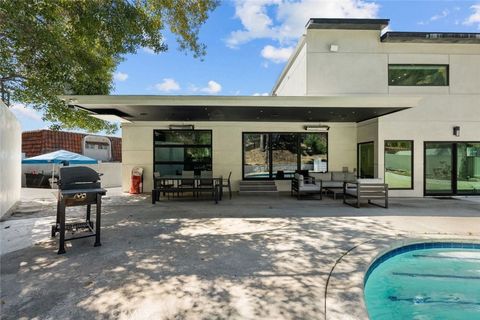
top-left (152, 175), bottom-right (223, 204)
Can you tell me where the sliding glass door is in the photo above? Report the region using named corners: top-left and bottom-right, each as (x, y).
top-left (358, 142), bottom-right (374, 178)
top-left (457, 143), bottom-right (480, 194)
top-left (424, 142), bottom-right (480, 196)
top-left (425, 142), bottom-right (453, 195)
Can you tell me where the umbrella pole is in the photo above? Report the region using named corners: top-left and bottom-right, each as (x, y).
top-left (52, 163), bottom-right (55, 189)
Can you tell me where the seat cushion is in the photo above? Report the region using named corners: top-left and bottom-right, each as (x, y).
top-left (311, 172), bottom-right (331, 181)
top-left (345, 173), bottom-right (356, 182)
top-left (295, 173), bottom-right (304, 187)
top-left (357, 178), bottom-right (384, 184)
top-left (331, 172), bottom-right (345, 181)
top-left (299, 184), bottom-right (321, 191)
top-left (345, 188), bottom-right (357, 196)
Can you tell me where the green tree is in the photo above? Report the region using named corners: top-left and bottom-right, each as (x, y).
top-left (0, 0), bottom-right (218, 133)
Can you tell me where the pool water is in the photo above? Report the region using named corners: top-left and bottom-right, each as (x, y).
top-left (364, 247), bottom-right (480, 320)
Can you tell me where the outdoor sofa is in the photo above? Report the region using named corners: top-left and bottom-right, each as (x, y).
top-left (343, 178), bottom-right (388, 208)
top-left (309, 171), bottom-right (356, 189)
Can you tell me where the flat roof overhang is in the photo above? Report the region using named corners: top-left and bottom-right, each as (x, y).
top-left (60, 95), bottom-right (420, 123)
top-left (306, 18), bottom-right (389, 31)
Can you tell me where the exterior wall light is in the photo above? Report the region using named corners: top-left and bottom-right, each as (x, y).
top-left (169, 124), bottom-right (194, 130)
top-left (330, 44), bottom-right (339, 52)
top-left (453, 126), bottom-right (460, 137)
top-left (304, 125), bottom-right (330, 132)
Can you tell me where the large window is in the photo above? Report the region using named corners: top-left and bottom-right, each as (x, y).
top-left (153, 130), bottom-right (212, 175)
top-left (385, 140), bottom-right (413, 189)
top-left (388, 64), bottom-right (449, 86)
top-left (243, 132), bottom-right (328, 179)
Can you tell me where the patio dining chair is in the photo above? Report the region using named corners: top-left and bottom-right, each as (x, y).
top-left (197, 171), bottom-right (214, 198)
top-left (179, 170), bottom-right (195, 197)
top-left (153, 171), bottom-right (175, 198)
top-left (221, 171), bottom-right (232, 199)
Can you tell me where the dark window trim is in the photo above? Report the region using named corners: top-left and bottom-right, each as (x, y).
top-left (153, 129), bottom-right (213, 175)
top-left (242, 131), bottom-right (329, 180)
top-left (388, 64), bottom-right (449, 87)
top-left (384, 140), bottom-right (414, 190)
top-left (357, 141), bottom-right (375, 179)
top-left (423, 141), bottom-right (480, 196)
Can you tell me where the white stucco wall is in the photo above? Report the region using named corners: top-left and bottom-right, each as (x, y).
top-left (121, 122), bottom-right (357, 193)
top-left (273, 27), bottom-right (480, 197)
top-left (0, 101), bottom-right (21, 219)
top-left (274, 41), bottom-right (307, 96)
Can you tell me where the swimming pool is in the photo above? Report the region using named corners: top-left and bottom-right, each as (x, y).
top-left (364, 242), bottom-right (480, 320)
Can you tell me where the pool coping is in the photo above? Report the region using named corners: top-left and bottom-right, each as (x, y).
top-left (325, 235), bottom-right (480, 320)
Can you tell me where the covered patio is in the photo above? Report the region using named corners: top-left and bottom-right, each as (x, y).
top-left (60, 95), bottom-right (420, 195)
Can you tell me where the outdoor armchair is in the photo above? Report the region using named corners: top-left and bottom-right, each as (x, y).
top-left (291, 173), bottom-right (322, 200)
top-left (343, 179), bottom-right (388, 208)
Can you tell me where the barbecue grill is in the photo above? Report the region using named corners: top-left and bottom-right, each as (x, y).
top-left (51, 166), bottom-right (106, 254)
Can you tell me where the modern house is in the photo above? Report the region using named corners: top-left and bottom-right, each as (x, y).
top-left (65, 18), bottom-right (480, 197)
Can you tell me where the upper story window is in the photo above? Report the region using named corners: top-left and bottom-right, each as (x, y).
top-left (388, 64), bottom-right (449, 86)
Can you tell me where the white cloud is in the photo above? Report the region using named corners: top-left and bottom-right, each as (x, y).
top-left (430, 9), bottom-right (449, 21)
top-left (261, 45), bottom-right (294, 63)
top-left (154, 78), bottom-right (181, 92)
top-left (253, 92), bottom-right (269, 96)
top-left (142, 47), bottom-right (156, 54)
top-left (10, 103), bottom-right (42, 121)
top-left (113, 72), bottom-right (128, 82)
top-left (419, 9), bottom-right (450, 25)
top-left (200, 80), bottom-right (222, 94)
top-left (226, 0), bottom-right (379, 48)
top-left (464, 4), bottom-right (480, 27)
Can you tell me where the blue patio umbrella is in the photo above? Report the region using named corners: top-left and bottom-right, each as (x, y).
top-left (22, 150), bottom-right (98, 187)
top-left (22, 150), bottom-right (98, 164)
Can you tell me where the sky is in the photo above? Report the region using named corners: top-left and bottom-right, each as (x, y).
top-left (11, 0), bottom-right (480, 136)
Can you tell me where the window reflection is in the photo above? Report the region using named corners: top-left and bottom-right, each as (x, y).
top-left (153, 130), bottom-right (212, 176)
top-left (385, 141), bottom-right (413, 189)
top-left (243, 132), bottom-right (328, 179)
top-left (457, 143), bottom-right (480, 194)
top-left (388, 64), bottom-right (448, 86)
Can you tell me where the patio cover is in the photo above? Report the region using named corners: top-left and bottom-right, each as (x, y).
top-left (22, 150), bottom-right (98, 164)
top-left (60, 95), bottom-right (421, 123)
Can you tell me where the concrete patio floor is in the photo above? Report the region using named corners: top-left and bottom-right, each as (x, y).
top-left (1, 189), bottom-right (479, 320)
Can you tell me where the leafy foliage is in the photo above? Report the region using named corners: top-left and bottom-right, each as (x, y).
top-left (0, 0), bottom-right (218, 133)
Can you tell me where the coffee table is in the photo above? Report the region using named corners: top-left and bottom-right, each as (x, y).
top-left (324, 187), bottom-right (343, 200)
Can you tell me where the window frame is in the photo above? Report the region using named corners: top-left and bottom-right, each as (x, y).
top-left (153, 129), bottom-right (213, 176)
top-left (388, 64), bottom-right (449, 87)
top-left (357, 141), bottom-right (375, 179)
top-left (242, 131), bottom-right (329, 180)
top-left (384, 140), bottom-right (414, 190)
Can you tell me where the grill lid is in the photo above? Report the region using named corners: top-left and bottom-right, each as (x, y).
top-left (59, 166), bottom-right (102, 190)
